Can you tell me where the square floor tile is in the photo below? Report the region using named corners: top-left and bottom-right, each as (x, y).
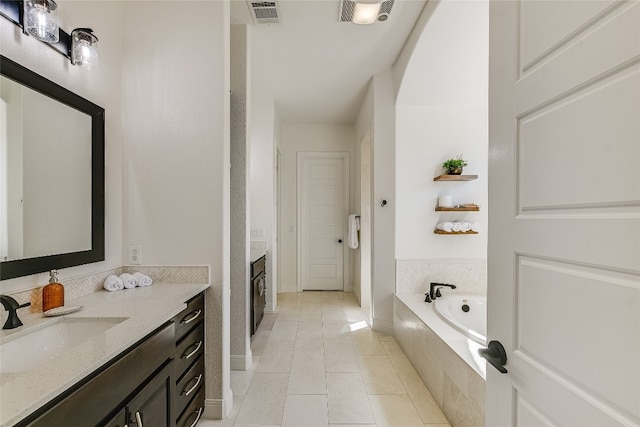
top-left (358, 355), bottom-right (407, 394)
top-left (369, 394), bottom-right (424, 427)
top-left (268, 321), bottom-right (299, 342)
top-left (256, 341), bottom-right (294, 372)
top-left (326, 373), bottom-right (375, 424)
top-left (288, 354), bottom-right (327, 394)
top-left (282, 394), bottom-right (329, 427)
top-left (235, 373), bottom-right (288, 425)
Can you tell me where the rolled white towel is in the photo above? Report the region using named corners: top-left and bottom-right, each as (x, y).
top-left (133, 272), bottom-right (153, 287)
top-left (471, 222), bottom-right (482, 233)
top-left (103, 275), bottom-right (124, 292)
top-left (120, 273), bottom-right (138, 289)
top-left (452, 221), bottom-right (463, 232)
top-left (436, 221), bottom-right (453, 232)
top-left (347, 214), bottom-right (360, 249)
top-left (455, 221), bottom-right (471, 232)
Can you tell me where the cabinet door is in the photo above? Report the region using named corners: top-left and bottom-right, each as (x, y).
top-left (102, 408), bottom-right (127, 427)
top-left (127, 362), bottom-right (174, 427)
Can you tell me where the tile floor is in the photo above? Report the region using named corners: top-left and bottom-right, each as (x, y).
top-left (200, 291), bottom-right (451, 427)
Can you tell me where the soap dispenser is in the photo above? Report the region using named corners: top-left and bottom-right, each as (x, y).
top-left (42, 270), bottom-right (64, 312)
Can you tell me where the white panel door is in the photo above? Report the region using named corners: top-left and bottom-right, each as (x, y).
top-left (488, 1), bottom-right (640, 426)
top-left (298, 153), bottom-right (348, 291)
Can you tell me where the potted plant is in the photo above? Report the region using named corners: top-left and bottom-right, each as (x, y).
top-left (442, 155), bottom-right (468, 175)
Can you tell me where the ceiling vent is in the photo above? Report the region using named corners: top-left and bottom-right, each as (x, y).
top-left (246, 1), bottom-right (281, 24)
top-left (338, 0), bottom-right (394, 23)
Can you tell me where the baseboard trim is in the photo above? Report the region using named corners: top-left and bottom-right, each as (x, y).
top-left (230, 351), bottom-right (253, 371)
top-left (371, 317), bottom-right (394, 336)
top-left (203, 388), bottom-right (234, 419)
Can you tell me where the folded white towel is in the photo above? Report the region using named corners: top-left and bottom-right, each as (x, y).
top-left (471, 222), bottom-right (482, 232)
top-left (348, 214), bottom-right (360, 249)
top-left (120, 273), bottom-right (138, 289)
top-left (455, 221), bottom-right (471, 232)
top-left (436, 221), bottom-right (453, 232)
top-left (452, 221), bottom-right (463, 232)
top-left (133, 272), bottom-right (153, 287)
top-left (103, 275), bottom-right (124, 292)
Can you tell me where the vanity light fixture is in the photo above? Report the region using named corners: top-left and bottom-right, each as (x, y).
top-left (24, 0), bottom-right (58, 42)
top-left (0, 0), bottom-right (98, 69)
top-left (71, 28), bottom-right (98, 69)
top-left (352, 1), bottom-right (382, 25)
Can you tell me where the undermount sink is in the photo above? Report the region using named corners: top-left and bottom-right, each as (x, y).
top-left (0, 318), bottom-right (125, 373)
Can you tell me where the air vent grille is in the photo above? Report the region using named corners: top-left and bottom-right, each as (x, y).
top-left (338, 0), bottom-right (394, 22)
top-left (247, 0), bottom-right (280, 24)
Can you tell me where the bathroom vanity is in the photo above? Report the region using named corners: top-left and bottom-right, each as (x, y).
top-left (0, 283), bottom-right (209, 427)
top-left (250, 250), bottom-right (267, 335)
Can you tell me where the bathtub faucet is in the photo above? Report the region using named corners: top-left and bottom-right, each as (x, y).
top-left (429, 282), bottom-right (457, 301)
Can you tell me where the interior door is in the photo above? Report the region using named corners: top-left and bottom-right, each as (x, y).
top-left (488, 1), bottom-right (640, 426)
top-left (298, 153), bottom-right (349, 291)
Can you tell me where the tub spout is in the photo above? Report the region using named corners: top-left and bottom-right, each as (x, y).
top-left (429, 283), bottom-right (457, 300)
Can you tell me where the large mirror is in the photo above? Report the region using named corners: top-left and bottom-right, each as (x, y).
top-left (0, 55), bottom-right (104, 281)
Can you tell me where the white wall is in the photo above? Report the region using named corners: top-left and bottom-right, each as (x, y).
top-left (249, 87), bottom-right (277, 310)
top-left (394, 0), bottom-right (489, 294)
top-left (395, 105), bottom-right (488, 259)
top-left (370, 71), bottom-right (397, 334)
top-left (280, 124), bottom-right (356, 294)
top-left (121, 1), bottom-right (231, 417)
top-left (230, 24), bottom-right (251, 370)
top-left (354, 71), bottom-right (397, 332)
top-left (395, 0), bottom-right (489, 107)
top-left (0, 0), bottom-right (123, 294)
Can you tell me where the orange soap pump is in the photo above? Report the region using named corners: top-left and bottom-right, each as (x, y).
top-left (42, 269), bottom-right (64, 312)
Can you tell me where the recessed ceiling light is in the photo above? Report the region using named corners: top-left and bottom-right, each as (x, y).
top-left (352, 1), bottom-right (381, 25)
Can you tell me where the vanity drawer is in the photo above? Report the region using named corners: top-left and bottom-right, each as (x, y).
top-left (176, 387), bottom-right (205, 427)
top-left (174, 293), bottom-right (204, 342)
top-left (175, 322), bottom-right (204, 378)
top-left (175, 354), bottom-right (204, 418)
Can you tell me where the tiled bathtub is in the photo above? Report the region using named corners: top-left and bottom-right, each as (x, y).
top-left (394, 294), bottom-right (486, 427)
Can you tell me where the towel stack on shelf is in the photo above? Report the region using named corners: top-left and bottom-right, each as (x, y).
top-left (436, 221), bottom-right (481, 233)
top-left (103, 272), bottom-right (153, 292)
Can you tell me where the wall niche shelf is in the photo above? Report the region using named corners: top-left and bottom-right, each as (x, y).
top-left (435, 206), bottom-right (480, 212)
top-left (434, 230), bottom-right (479, 235)
top-left (433, 174), bottom-right (478, 181)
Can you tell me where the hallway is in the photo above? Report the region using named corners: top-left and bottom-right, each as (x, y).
top-left (201, 292), bottom-right (451, 426)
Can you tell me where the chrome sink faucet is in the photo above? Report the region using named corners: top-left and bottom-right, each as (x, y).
top-left (429, 282), bottom-right (457, 301)
top-left (0, 295), bottom-right (31, 329)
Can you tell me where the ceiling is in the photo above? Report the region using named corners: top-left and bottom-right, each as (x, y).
top-left (231, 0), bottom-right (427, 124)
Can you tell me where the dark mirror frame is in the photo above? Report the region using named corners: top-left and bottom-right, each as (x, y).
top-left (0, 55), bottom-right (105, 281)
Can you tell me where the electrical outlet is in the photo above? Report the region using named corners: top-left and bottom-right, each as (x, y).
top-left (128, 245), bottom-right (142, 265)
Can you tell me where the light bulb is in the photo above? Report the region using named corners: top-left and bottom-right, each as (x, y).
top-left (24, 0), bottom-right (59, 43)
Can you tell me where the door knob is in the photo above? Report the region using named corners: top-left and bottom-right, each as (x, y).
top-left (478, 340), bottom-right (508, 373)
top-left (337, 239), bottom-right (343, 243)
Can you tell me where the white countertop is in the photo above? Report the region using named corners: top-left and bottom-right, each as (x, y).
top-left (0, 282), bottom-right (210, 427)
top-left (250, 248), bottom-right (267, 263)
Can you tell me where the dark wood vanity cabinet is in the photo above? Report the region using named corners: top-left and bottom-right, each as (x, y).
top-left (19, 323), bottom-right (175, 427)
top-left (16, 292), bottom-right (206, 427)
top-left (172, 293), bottom-right (206, 426)
top-left (103, 362), bottom-right (173, 427)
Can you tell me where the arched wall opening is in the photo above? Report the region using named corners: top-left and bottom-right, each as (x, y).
top-left (394, 0), bottom-right (490, 295)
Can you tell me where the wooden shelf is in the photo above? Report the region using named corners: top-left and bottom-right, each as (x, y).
top-left (435, 206), bottom-right (480, 212)
top-left (433, 175), bottom-right (478, 181)
top-left (434, 230), bottom-right (479, 235)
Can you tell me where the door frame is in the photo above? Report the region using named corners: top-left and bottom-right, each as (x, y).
top-left (296, 151), bottom-right (350, 292)
top-left (276, 147), bottom-right (283, 305)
